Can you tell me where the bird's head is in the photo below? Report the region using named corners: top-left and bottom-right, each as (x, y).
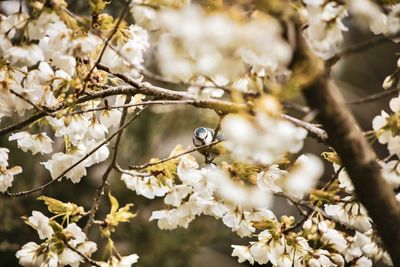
top-left (193, 127), bottom-right (213, 146)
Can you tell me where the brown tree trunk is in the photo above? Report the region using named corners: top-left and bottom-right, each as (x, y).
top-left (303, 72), bottom-right (400, 265)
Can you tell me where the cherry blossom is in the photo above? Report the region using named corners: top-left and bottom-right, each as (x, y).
top-left (9, 131), bottom-right (53, 155)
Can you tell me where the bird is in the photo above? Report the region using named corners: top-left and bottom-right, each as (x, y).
top-left (192, 127), bottom-right (226, 162)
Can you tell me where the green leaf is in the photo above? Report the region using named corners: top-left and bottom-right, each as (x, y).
top-left (89, 0), bottom-right (107, 14)
top-left (49, 220), bottom-right (63, 234)
top-left (321, 150), bottom-right (341, 165)
top-left (101, 192), bottom-right (136, 238)
top-left (38, 196), bottom-right (85, 221)
top-left (108, 192), bottom-right (119, 215)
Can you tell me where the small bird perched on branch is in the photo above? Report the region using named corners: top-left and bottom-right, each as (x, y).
top-left (192, 127), bottom-right (226, 162)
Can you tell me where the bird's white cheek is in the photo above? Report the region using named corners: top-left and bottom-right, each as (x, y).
top-left (205, 134), bottom-right (213, 145)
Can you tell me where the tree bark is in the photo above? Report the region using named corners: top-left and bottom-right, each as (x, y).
top-left (302, 72), bottom-right (400, 265)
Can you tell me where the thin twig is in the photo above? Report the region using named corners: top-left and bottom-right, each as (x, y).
top-left (298, 200), bottom-right (361, 232)
top-left (9, 89), bottom-right (51, 115)
top-left (83, 97), bottom-right (136, 233)
top-left (339, 35), bottom-right (389, 57)
top-left (283, 210), bottom-right (312, 234)
top-left (274, 192), bottom-right (362, 233)
top-left (346, 87), bottom-right (399, 105)
top-left (337, 31), bottom-right (400, 60)
top-left (281, 114), bottom-right (328, 143)
top-left (0, 93), bottom-right (103, 137)
top-left (64, 242), bottom-right (101, 267)
top-left (276, 192), bottom-right (308, 217)
top-left (114, 164), bottom-right (150, 177)
top-left (128, 140), bottom-right (223, 170)
top-left (321, 166), bottom-right (344, 191)
top-left (328, 32), bottom-right (400, 66)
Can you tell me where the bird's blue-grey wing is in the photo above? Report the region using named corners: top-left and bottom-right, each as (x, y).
top-left (215, 131), bottom-right (224, 141)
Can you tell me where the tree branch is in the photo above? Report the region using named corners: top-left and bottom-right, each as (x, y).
top-left (88, 64), bottom-right (247, 113)
top-left (0, 83), bottom-right (328, 144)
top-left (0, 83), bottom-right (244, 137)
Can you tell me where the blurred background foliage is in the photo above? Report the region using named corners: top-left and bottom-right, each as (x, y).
top-left (0, 0), bottom-right (397, 266)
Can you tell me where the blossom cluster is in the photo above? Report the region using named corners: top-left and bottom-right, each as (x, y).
top-left (372, 95), bottom-right (400, 198)
top-left (221, 112), bottom-right (308, 166)
top-left (301, 0), bottom-right (400, 59)
top-left (0, 3), bottom-right (149, 187)
top-left (301, 0), bottom-right (348, 59)
top-left (121, 144), bottom-right (392, 266)
top-left (347, 0), bottom-right (400, 36)
top-left (16, 211), bottom-right (97, 267)
top-left (131, 3), bottom-right (292, 96)
top-left (122, 149), bottom-right (322, 238)
top-left (0, 147), bottom-right (22, 192)
top-left (229, 160), bottom-right (391, 266)
top-left (231, 218), bottom-right (391, 267)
